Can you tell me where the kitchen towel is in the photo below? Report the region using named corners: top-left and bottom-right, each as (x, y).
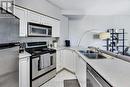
top-left (40, 53), bottom-right (50, 69)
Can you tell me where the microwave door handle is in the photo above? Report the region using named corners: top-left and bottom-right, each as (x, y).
top-left (43, 28), bottom-right (47, 36)
top-left (29, 26), bottom-right (33, 35)
top-left (45, 28), bottom-right (48, 36)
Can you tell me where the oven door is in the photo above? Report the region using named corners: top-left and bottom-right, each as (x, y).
top-left (50, 53), bottom-right (56, 68)
top-left (31, 53), bottom-right (56, 79)
top-left (28, 25), bottom-right (48, 36)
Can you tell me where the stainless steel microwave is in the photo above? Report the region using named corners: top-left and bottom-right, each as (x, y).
top-left (28, 22), bottom-right (52, 37)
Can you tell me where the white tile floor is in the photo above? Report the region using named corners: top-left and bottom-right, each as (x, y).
top-left (40, 70), bottom-right (76, 87)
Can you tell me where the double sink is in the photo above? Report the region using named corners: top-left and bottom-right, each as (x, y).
top-left (79, 50), bottom-right (107, 59)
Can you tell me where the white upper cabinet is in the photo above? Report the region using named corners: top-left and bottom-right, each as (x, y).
top-left (51, 19), bottom-right (60, 37)
top-left (41, 16), bottom-right (60, 37)
top-left (27, 11), bottom-right (42, 24)
top-left (14, 6), bottom-right (28, 37)
top-left (14, 6), bottom-right (60, 37)
top-left (41, 16), bottom-right (53, 26)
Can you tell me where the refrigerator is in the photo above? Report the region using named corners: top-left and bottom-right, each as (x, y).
top-left (0, 7), bottom-right (19, 87)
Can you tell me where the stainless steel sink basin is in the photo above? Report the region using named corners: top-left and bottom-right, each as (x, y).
top-left (79, 50), bottom-right (106, 59)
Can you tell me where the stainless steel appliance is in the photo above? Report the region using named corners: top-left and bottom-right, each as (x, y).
top-left (25, 42), bottom-right (56, 87)
top-left (87, 63), bottom-right (112, 87)
top-left (0, 43), bottom-right (19, 87)
top-left (28, 22), bottom-right (52, 37)
top-left (0, 7), bottom-right (19, 87)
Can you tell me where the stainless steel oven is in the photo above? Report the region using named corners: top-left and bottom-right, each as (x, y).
top-left (31, 51), bottom-right (56, 87)
top-left (25, 42), bottom-right (56, 87)
top-left (32, 52), bottom-right (56, 80)
top-left (28, 22), bottom-right (52, 37)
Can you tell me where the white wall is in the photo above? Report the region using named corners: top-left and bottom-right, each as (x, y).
top-left (69, 15), bottom-right (130, 48)
top-left (59, 15), bottom-right (69, 46)
top-left (15, 0), bottom-right (61, 19)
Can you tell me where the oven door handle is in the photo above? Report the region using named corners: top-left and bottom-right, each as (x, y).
top-left (38, 58), bottom-right (41, 70)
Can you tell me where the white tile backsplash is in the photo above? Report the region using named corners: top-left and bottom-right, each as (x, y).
top-left (19, 37), bottom-right (56, 46)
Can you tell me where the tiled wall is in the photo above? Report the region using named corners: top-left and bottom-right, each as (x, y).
top-left (20, 37), bottom-right (56, 46)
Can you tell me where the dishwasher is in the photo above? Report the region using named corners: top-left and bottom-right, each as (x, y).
top-left (87, 63), bottom-right (112, 87)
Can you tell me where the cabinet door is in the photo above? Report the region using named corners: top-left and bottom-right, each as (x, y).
top-left (63, 50), bottom-right (75, 72)
top-left (76, 56), bottom-right (86, 87)
top-left (56, 50), bottom-right (62, 72)
top-left (42, 17), bottom-right (60, 37)
top-left (52, 19), bottom-right (60, 37)
top-left (41, 16), bottom-right (60, 37)
top-left (73, 51), bottom-right (77, 73)
top-left (60, 50), bottom-right (66, 69)
top-left (14, 6), bottom-right (27, 37)
top-left (42, 16), bottom-right (53, 26)
top-left (27, 11), bottom-right (41, 24)
top-left (19, 58), bottom-right (30, 87)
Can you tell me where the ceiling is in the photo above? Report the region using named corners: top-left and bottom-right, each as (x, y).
top-left (47, 0), bottom-right (130, 15)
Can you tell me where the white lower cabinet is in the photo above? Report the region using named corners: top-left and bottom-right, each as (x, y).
top-left (56, 49), bottom-right (87, 87)
top-left (19, 57), bottom-right (30, 87)
top-left (76, 55), bottom-right (86, 87)
top-left (56, 50), bottom-right (63, 72)
top-left (56, 49), bottom-right (75, 73)
top-left (72, 51), bottom-right (77, 73)
top-left (63, 50), bottom-right (75, 72)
